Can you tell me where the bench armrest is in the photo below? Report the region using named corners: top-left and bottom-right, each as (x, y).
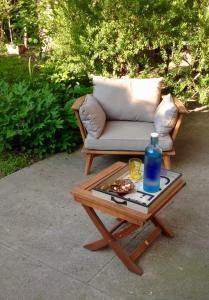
top-left (173, 97), bottom-right (188, 114)
top-left (170, 97), bottom-right (188, 141)
top-left (71, 95), bottom-right (87, 142)
top-left (71, 95), bottom-right (86, 111)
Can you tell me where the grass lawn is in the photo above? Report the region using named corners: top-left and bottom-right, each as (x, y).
top-left (0, 55), bottom-right (31, 83)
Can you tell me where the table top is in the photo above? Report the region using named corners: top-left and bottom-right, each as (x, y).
top-left (71, 162), bottom-right (186, 226)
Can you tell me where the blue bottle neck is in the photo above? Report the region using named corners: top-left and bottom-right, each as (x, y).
top-left (151, 136), bottom-right (159, 147)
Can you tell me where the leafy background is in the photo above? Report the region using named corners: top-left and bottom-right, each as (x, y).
top-left (0, 0), bottom-right (209, 175)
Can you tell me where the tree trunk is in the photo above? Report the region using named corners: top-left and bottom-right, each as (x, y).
top-left (164, 48), bottom-right (171, 74)
top-left (23, 27), bottom-right (28, 48)
top-left (8, 18), bottom-right (13, 44)
top-left (0, 23), bottom-right (4, 42)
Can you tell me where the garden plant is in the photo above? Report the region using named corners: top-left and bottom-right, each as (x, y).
top-left (0, 0), bottom-right (209, 176)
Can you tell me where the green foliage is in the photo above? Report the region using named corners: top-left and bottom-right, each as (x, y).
top-left (0, 43), bottom-right (6, 53)
top-left (11, 0), bottom-right (39, 44)
top-left (39, 57), bottom-right (91, 88)
top-left (0, 0), bottom-right (12, 23)
top-left (0, 0), bottom-right (39, 44)
top-left (49, 1), bottom-right (197, 74)
top-left (163, 68), bottom-right (194, 102)
top-left (2, 1), bottom-right (209, 105)
top-left (0, 79), bottom-right (91, 156)
top-left (45, 0), bottom-right (209, 105)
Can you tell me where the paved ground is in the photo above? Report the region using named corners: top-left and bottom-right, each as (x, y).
top-left (0, 110), bottom-right (209, 300)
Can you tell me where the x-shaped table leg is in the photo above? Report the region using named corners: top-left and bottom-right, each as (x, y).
top-left (82, 205), bottom-right (174, 275)
top-left (84, 220), bottom-right (139, 251)
top-left (82, 205), bottom-right (143, 275)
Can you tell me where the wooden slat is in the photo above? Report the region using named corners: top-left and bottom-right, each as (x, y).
top-left (82, 147), bottom-right (176, 156)
top-left (71, 96), bottom-right (87, 142)
top-left (174, 97), bottom-right (188, 114)
top-left (73, 188), bottom-right (146, 225)
top-left (71, 95), bottom-right (86, 111)
top-left (109, 219), bottom-right (127, 233)
top-left (113, 223), bottom-right (139, 240)
top-left (74, 161), bottom-right (126, 191)
top-left (129, 227), bottom-right (162, 261)
top-left (74, 110), bottom-right (87, 141)
top-left (171, 114), bottom-right (184, 141)
top-left (84, 223), bottom-right (138, 251)
top-left (84, 219), bottom-right (126, 251)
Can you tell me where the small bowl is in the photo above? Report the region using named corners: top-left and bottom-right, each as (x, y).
top-left (109, 179), bottom-right (134, 195)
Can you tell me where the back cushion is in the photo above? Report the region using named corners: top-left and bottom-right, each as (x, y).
top-left (93, 76), bottom-right (163, 122)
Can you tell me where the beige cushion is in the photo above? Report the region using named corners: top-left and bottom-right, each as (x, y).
top-left (93, 76), bottom-right (163, 122)
top-left (79, 94), bottom-right (106, 138)
top-left (155, 94), bottom-right (178, 136)
top-left (85, 121), bottom-right (173, 151)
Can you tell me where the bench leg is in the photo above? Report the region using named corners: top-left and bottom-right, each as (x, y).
top-left (85, 154), bottom-right (94, 175)
top-left (163, 155), bottom-right (171, 170)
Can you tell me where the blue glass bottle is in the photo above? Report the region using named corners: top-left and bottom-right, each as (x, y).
top-left (143, 133), bottom-right (162, 193)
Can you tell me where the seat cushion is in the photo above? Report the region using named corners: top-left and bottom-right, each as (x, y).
top-left (155, 94), bottom-right (178, 136)
top-left (79, 94), bottom-right (106, 138)
top-left (92, 76), bottom-right (163, 122)
top-left (84, 121), bottom-right (173, 151)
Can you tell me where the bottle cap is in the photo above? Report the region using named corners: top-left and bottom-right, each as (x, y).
top-left (151, 132), bottom-right (159, 138)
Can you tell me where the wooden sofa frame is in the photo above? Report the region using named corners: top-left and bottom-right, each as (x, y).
top-left (72, 96), bottom-right (188, 175)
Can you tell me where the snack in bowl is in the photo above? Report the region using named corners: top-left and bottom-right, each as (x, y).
top-left (109, 179), bottom-right (134, 195)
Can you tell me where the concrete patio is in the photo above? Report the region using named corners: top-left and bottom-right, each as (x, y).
top-left (0, 110), bottom-right (209, 300)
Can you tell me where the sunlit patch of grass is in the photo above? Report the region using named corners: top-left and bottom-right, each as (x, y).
top-left (0, 55), bottom-right (30, 83)
top-left (0, 153), bottom-right (35, 178)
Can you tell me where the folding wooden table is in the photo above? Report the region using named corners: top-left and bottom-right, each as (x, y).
top-left (71, 162), bottom-right (185, 275)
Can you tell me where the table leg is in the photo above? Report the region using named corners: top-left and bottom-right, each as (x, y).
top-left (84, 221), bottom-right (139, 251)
top-left (84, 219), bottom-right (126, 251)
top-left (82, 205), bottom-right (143, 275)
top-left (129, 227), bottom-right (162, 261)
top-left (129, 216), bottom-right (174, 262)
top-left (151, 216), bottom-right (174, 238)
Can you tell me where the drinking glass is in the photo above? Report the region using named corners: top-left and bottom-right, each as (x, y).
top-left (128, 158), bottom-right (142, 182)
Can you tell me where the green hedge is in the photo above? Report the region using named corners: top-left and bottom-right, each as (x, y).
top-left (46, 0), bottom-right (209, 105)
top-left (0, 79), bottom-right (92, 156)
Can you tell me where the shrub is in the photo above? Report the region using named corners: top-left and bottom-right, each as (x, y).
top-left (44, 1), bottom-right (209, 106)
top-left (0, 79), bottom-right (92, 156)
